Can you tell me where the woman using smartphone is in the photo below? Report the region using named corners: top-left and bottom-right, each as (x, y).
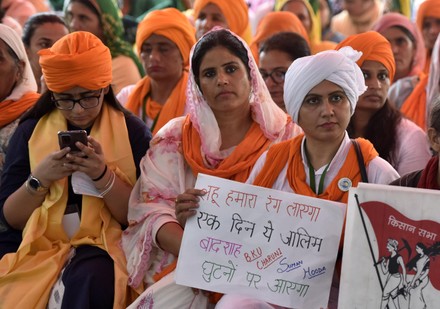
top-left (0, 31), bottom-right (151, 308)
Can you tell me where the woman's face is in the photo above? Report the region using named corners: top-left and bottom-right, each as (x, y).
top-left (198, 46), bottom-right (251, 116)
top-left (298, 80), bottom-right (350, 143)
top-left (195, 3), bottom-right (229, 40)
top-left (282, 0), bottom-right (312, 33)
top-left (53, 86), bottom-right (107, 129)
top-left (416, 245), bottom-right (423, 254)
top-left (380, 26), bottom-right (415, 81)
top-left (259, 49), bottom-right (292, 112)
top-left (26, 22), bottom-right (69, 86)
top-left (66, 2), bottom-right (104, 41)
top-left (140, 34), bottom-right (183, 82)
top-left (343, 0), bottom-right (374, 18)
top-left (422, 16), bottom-right (440, 51)
top-left (319, 0), bottom-right (331, 29)
top-left (357, 60), bottom-right (390, 113)
top-left (0, 39), bottom-right (23, 102)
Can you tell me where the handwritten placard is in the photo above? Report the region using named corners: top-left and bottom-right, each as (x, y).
top-left (175, 174), bottom-right (346, 308)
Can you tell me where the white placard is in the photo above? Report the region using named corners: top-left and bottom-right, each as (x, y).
top-left (175, 174), bottom-right (346, 308)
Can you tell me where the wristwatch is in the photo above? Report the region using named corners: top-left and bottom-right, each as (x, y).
top-left (27, 174), bottom-right (49, 192)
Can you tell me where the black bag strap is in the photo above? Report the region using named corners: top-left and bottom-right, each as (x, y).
top-left (351, 139), bottom-right (369, 183)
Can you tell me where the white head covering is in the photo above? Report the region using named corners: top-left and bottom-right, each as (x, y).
top-left (186, 28), bottom-right (294, 163)
top-left (427, 33), bottom-right (440, 115)
top-left (284, 46), bottom-right (367, 123)
top-left (0, 24), bottom-right (37, 101)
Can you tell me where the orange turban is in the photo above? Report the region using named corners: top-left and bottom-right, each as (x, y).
top-left (250, 11), bottom-right (310, 63)
top-left (39, 31), bottom-right (112, 93)
top-left (193, 0), bottom-right (249, 40)
top-left (335, 31), bottom-right (395, 82)
top-left (136, 8), bottom-right (196, 67)
top-left (416, 0), bottom-right (440, 32)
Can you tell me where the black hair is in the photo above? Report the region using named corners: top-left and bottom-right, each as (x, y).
top-left (259, 31), bottom-right (311, 62)
top-left (393, 25), bottom-right (416, 47)
top-left (22, 12), bottom-right (67, 47)
top-left (20, 86), bottom-right (131, 123)
top-left (347, 100), bottom-right (402, 165)
top-left (191, 29), bottom-right (250, 90)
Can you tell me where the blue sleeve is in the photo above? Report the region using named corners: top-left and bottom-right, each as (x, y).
top-left (0, 119), bottom-right (37, 256)
top-left (125, 114), bottom-right (152, 178)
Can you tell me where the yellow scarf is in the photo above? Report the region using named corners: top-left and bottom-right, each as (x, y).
top-left (0, 104), bottom-right (137, 308)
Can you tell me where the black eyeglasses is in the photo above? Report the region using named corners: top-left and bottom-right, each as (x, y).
top-left (52, 89), bottom-right (103, 110)
top-left (259, 68), bottom-right (287, 84)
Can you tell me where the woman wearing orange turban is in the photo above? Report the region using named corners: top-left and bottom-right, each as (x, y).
top-left (0, 31), bottom-right (151, 308)
top-left (416, 0), bottom-right (440, 75)
top-left (65, 0), bottom-right (144, 94)
top-left (336, 31), bottom-right (431, 175)
top-left (275, 0), bottom-right (337, 54)
top-left (250, 11), bottom-right (310, 64)
top-left (193, 0), bottom-right (253, 43)
top-left (118, 8), bottom-right (196, 135)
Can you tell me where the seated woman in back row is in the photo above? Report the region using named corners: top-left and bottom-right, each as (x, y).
top-left (121, 28), bottom-right (301, 308)
top-left (336, 31), bottom-right (432, 175)
top-left (118, 8), bottom-right (196, 135)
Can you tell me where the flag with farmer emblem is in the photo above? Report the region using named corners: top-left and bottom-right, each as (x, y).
top-left (339, 183), bottom-right (440, 308)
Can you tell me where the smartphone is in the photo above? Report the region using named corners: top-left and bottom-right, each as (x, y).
top-left (58, 130), bottom-right (88, 153)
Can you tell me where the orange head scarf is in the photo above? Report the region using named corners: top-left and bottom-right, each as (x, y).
top-left (193, 0), bottom-right (250, 42)
top-left (416, 0), bottom-right (440, 34)
top-left (336, 31), bottom-right (396, 83)
top-left (416, 0), bottom-right (440, 73)
top-left (39, 31), bottom-right (112, 93)
top-left (250, 11), bottom-right (310, 63)
top-left (135, 8), bottom-right (196, 67)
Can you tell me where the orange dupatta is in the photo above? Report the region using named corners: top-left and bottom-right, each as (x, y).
top-left (253, 135), bottom-right (378, 203)
top-left (182, 116), bottom-right (272, 183)
top-left (0, 92), bottom-right (40, 127)
top-left (400, 73), bottom-right (428, 130)
top-left (125, 72), bottom-right (189, 134)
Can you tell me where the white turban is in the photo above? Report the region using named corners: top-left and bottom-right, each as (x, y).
top-left (284, 46), bottom-right (367, 123)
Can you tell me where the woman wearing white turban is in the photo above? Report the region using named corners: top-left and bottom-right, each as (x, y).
top-left (222, 47), bottom-right (400, 309)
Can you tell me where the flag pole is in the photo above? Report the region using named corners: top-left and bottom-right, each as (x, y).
top-left (354, 194), bottom-right (384, 291)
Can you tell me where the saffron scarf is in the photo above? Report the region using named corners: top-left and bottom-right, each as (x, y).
top-left (401, 73), bottom-right (428, 130)
top-left (193, 0), bottom-right (252, 43)
top-left (417, 156), bottom-right (440, 189)
top-left (249, 11), bottom-right (310, 64)
top-left (416, 0), bottom-right (440, 75)
top-left (125, 72), bottom-right (189, 135)
top-left (253, 134), bottom-right (378, 203)
top-left (0, 104), bottom-right (137, 308)
top-left (0, 92), bottom-right (40, 127)
top-left (182, 116), bottom-right (272, 183)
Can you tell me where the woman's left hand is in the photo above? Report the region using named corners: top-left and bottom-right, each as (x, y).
top-left (63, 136), bottom-right (106, 179)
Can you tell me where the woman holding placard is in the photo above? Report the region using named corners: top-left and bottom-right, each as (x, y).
top-left (121, 28), bottom-right (301, 308)
top-left (234, 47), bottom-right (400, 308)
